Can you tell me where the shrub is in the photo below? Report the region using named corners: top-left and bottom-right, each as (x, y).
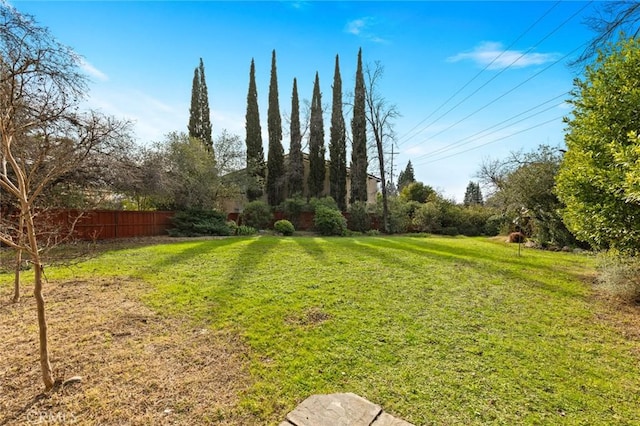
top-left (441, 226), bottom-right (459, 236)
top-left (309, 196), bottom-right (339, 211)
top-left (458, 205), bottom-right (495, 236)
top-left (237, 225), bottom-right (257, 236)
top-left (438, 199), bottom-right (464, 230)
top-left (226, 220), bottom-right (238, 236)
top-left (279, 196), bottom-right (309, 227)
top-left (597, 252), bottom-right (640, 303)
top-left (242, 201), bottom-right (273, 230)
top-left (485, 214), bottom-right (509, 236)
top-left (274, 219), bottom-right (295, 236)
top-left (168, 209), bottom-right (231, 237)
top-left (347, 201), bottom-right (371, 232)
top-left (381, 197), bottom-right (412, 234)
top-left (314, 205), bottom-right (347, 236)
top-left (412, 202), bottom-right (441, 233)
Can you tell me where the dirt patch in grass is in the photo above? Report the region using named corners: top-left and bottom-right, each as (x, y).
top-left (0, 276), bottom-right (255, 425)
top-left (285, 307), bottom-right (331, 327)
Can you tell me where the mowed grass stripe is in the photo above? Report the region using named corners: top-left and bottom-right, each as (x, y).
top-left (40, 236), bottom-right (639, 424)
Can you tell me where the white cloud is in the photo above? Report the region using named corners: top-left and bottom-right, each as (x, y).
top-left (346, 18), bottom-right (368, 35)
top-left (77, 58), bottom-right (109, 82)
top-left (345, 17), bottom-right (388, 44)
top-left (447, 41), bottom-right (560, 70)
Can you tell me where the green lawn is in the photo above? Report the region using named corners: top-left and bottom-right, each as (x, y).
top-left (27, 236), bottom-right (640, 424)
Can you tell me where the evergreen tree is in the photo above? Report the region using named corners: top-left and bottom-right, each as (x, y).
top-left (245, 58), bottom-right (265, 201)
top-left (397, 160), bottom-right (415, 190)
top-left (188, 67), bottom-right (200, 140)
top-left (329, 54), bottom-right (347, 211)
top-left (308, 72), bottom-right (326, 199)
top-left (463, 181), bottom-right (484, 206)
top-left (188, 58), bottom-right (213, 152)
top-left (288, 78), bottom-right (304, 197)
top-left (350, 48), bottom-right (368, 204)
top-left (266, 50), bottom-right (285, 206)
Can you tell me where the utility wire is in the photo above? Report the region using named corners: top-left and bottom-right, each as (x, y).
top-left (410, 92), bottom-right (568, 161)
top-left (410, 40), bottom-right (585, 151)
top-left (414, 102), bottom-right (564, 161)
top-left (413, 115), bottom-right (564, 166)
top-left (396, 0), bottom-right (563, 145)
top-left (399, 0), bottom-right (592, 148)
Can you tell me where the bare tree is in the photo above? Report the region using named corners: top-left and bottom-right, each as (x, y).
top-left (363, 61), bottom-right (399, 233)
top-left (572, 1), bottom-right (640, 67)
top-left (0, 3), bottom-right (129, 390)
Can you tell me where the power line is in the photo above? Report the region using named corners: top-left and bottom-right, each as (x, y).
top-left (409, 92), bottom-right (568, 161)
top-left (413, 115), bottom-right (564, 167)
top-left (396, 0), bottom-right (563, 146)
top-left (408, 40), bottom-right (585, 153)
top-left (398, 1), bottom-right (593, 148)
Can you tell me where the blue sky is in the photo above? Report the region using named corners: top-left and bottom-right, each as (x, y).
top-left (10, 1), bottom-right (598, 201)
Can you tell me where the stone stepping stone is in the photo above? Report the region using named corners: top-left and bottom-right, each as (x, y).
top-left (280, 393), bottom-right (414, 426)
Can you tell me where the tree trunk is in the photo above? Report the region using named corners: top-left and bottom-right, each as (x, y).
top-left (13, 215), bottom-right (25, 303)
top-left (33, 257), bottom-right (54, 390)
top-left (24, 209), bottom-right (54, 390)
top-left (375, 136), bottom-right (389, 233)
top-left (13, 249), bottom-right (21, 303)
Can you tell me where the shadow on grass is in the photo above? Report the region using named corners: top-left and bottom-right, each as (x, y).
top-left (150, 237), bottom-right (245, 271)
top-left (338, 237), bottom-right (422, 275)
top-left (290, 236), bottom-right (327, 261)
top-left (378, 236), bottom-right (587, 300)
top-left (225, 236), bottom-right (282, 285)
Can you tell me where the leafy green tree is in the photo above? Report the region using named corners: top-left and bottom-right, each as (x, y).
top-left (399, 181), bottom-right (436, 204)
top-left (266, 50), bottom-right (285, 206)
top-left (329, 55), bottom-right (347, 211)
top-left (557, 37), bottom-right (640, 253)
top-left (308, 72), bottom-right (325, 199)
top-left (159, 132), bottom-right (218, 210)
top-left (480, 145), bottom-right (574, 245)
top-left (288, 78), bottom-right (304, 197)
top-left (397, 160), bottom-right (415, 191)
top-left (350, 48), bottom-right (368, 204)
top-left (245, 58), bottom-right (265, 201)
top-left (463, 181), bottom-right (483, 206)
top-left (188, 58), bottom-right (213, 152)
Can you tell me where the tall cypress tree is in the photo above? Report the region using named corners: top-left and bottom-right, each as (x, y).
top-left (288, 78), bottom-right (304, 197)
top-left (329, 54), bottom-right (347, 211)
top-left (188, 66), bottom-right (201, 141)
top-left (350, 48), bottom-right (368, 204)
top-left (245, 58), bottom-right (265, 201)
top-left (188, 58), bottom-right (213, 152)
top-left (308, 72), bottom-right (325, 199)
top-left (266, 50), bottom-right (285, 206)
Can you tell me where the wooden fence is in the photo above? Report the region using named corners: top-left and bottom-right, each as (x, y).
top-left (28, 210), bottom-right (175, 241)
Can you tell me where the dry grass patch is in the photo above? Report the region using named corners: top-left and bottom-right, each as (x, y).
top-left (0, 276), bottom-right (254, 425)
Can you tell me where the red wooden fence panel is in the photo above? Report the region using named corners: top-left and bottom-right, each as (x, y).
top-left (30, 210), bottom-right (175, 241)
